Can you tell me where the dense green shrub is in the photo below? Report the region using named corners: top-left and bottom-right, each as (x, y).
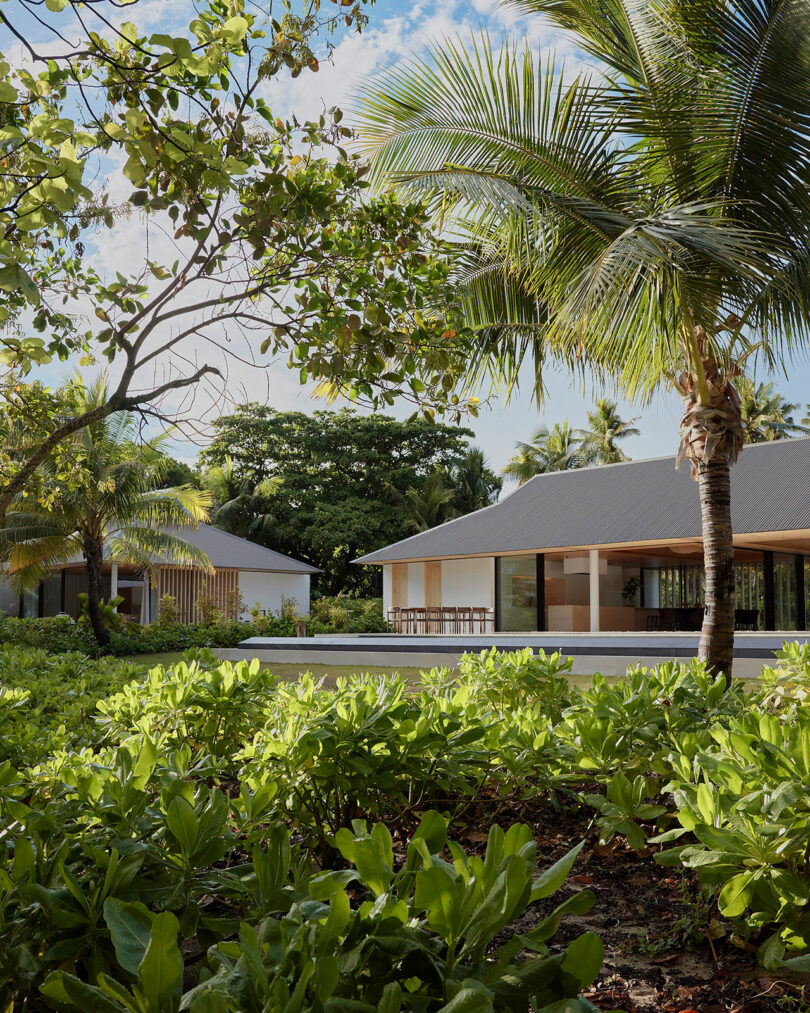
top-left (0, 613), bottom-right (98, 654)
top-left (0, 646), bottom-right (147, 761)
top-left (308, 594), bottom-right (386, 633)
top-left (4, 638), bottom-right (810, 1005)
top-left (0, 598), bottom-right (384, 658)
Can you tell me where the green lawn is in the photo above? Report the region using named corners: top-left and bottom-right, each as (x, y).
top-left (119, 653), bottom-right (608, 689)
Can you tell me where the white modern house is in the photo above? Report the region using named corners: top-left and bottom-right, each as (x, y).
top-left (0, 523), bottom-right (320, 623)
top-left (355, 439), bottom-right (810, 634)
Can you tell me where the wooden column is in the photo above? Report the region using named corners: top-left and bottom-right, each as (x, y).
top-left (60, 568), bottom-right (66, 614)
top-left (425, 561), bottom-right (441, 607)
top-left (763, 550), bottom-right (775, 631)
top-left (589, 549), bottom-right (600, 633)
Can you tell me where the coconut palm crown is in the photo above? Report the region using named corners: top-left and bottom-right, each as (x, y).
top-left (579, 399), bottom-right (640, 464)
top-left (737, 378), bottom-right (810, 443)
top-left (504, 421), bottom-right (588, 483)
top-left (1, 377), bottom-right (213, 645)
top-left (356, 0), bottom-right (810, 674)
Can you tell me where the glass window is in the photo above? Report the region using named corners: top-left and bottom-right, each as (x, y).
top-left (42, 573), bottom-right (62, 616)
top-left (774, 553), bottom-right (798, 631)
top-left (21, 588), bottom-right (39, 618)
top-left (497, 556), bottom-right (538, 631)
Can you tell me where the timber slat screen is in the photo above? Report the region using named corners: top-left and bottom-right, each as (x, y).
top-left (156, 567), bottom-right (239, 623)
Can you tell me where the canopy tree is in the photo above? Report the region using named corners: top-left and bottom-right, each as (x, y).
top-left (0, 0), bottom-right (477, 518)
top-left (200, 406), bottom-right (495, 592)
top-left (356, 1), bottom-right (810, 673)
top-left (0, 377), bottom-right (212, 645)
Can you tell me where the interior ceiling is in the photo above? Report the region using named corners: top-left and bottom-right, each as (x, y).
top-left (544, 542), bottom-right (790, 566)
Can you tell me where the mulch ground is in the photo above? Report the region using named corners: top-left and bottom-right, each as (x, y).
top-left (449, 798), bottom-right (810, 1013)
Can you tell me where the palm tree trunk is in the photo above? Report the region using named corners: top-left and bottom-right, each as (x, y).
top-left (697, 457), bottom-right (736, 677)
top-left (84, 537), bottom-right (110, 647)
top-left (677, 335), bottom-right (743, 680)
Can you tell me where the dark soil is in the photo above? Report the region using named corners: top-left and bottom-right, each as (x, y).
top-left (452, 799), bottom-right (810, 1013)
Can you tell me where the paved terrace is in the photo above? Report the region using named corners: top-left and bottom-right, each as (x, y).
top-left (220, 631), bottom-right (810, 678)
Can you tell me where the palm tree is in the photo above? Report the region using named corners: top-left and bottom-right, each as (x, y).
top-left (202, 458), bottom-right (282, 542)
top-left (356, 6), bottom-right (810, 674)
top-left (451, 447), bottom-right (501, 512)
top-left (504, 422), bottom-right (586, 484)
top-left (1, 377), bottom-right (213, 646)
top-left (579, 399), bottom-right (640, 464)
top-left (737, 378), bottom-right (810, 443)
top-left (403, 470), bottom-right (456, 532)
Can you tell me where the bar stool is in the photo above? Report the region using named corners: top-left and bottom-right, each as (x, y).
top-left (455, 606), bottom-right (473, 633)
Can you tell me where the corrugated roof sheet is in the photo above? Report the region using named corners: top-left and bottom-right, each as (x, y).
top-left (70, 524), bottom-right (321, 574)
top-left (158, 524), bottom-right (321, 573)
top-left (355, 437), bottom-right (810, 564)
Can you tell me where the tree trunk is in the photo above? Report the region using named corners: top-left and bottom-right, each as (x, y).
top-left (696, 457), bottom-right (736, 678)
top-left (84, 537), bottom-right (110, 647)
top-left (676, 330), bottom-right (743, 681)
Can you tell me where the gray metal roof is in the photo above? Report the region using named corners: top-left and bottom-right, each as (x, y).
top-left (72, 524), bottom-right (321, 574)
top-left (163, 524), bottom-right (321, 574)
top-left (355, 437), bottom-right (810, 564)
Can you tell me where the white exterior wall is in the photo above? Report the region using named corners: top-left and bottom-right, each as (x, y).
top-left (381, 557), bottom-right (494, 613)
top-left (407, 563), bottom-right (425, 608)
top-left (440, 557), bottom-right (495, 607)
top-left (238, 570), bottom-right (311, 619)
top-left (382, 565), bottom-right (393, 615)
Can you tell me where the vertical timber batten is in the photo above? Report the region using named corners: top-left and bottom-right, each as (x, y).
top-left (796, 554), bottom-right (806, 632)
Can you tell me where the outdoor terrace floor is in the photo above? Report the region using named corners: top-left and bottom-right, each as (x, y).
top-left (225, 630), bottom-right (810, 677)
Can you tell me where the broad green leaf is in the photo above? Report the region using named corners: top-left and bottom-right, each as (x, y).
top-left (104, 898), bottom-right (154, 975)
top-left (530, 841), bottom-right (585, 901)
top-left (40, 972), bottom-right (123, 1012)
top-left (166, 796), bottom-right (198, 854)
top-left (414, 866), bottom-right (465, 942)
top-left (435, 987), bottom-right (494, 1013)
top-left (561, 932), bottom-right (604, 987)
top-left (718, 872), bottom-right (756, 917)
top-left (139, 911), bottom-right (183, 1008)
top-left (220, 16), bottom-right (249, 45)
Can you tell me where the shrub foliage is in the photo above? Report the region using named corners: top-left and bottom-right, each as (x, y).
top-left (1, 641), bottom-right (810, 1007)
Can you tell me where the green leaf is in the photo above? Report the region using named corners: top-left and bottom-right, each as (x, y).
top-left (414, 866), bottom-right (464, 942)
top-left (718, 872), bottom-right (756, 917)
top-left (435, 986), bottom-right (494, 1013)
top-left (166, 796), bottom-right (198, 854)
top-left (40, 972), bottom-right (124, 1012)
top-left (530, 841), bottom-right (585, 901)
top-left (139, 911), bottom-right (183, 1008)
top-left (104, 898), bottom-right (154, 975)
top-left (123, 154), bottom-right (146, 187)
top-left (0, 82), bottom-right (18, 103)
top-left (45, 0), bottom-right (69, 10)
top-left (220, 16), bottom-right (249, 45)
top-left (410, 809), bottom-right (448, 856)
top-left (561, 932), bottom-right (604, 987)
top-left (696, 783), bottom-right (715, 825)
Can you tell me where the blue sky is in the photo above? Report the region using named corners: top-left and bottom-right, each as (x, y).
top-left (7, 0), bottom-right (810, 476)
